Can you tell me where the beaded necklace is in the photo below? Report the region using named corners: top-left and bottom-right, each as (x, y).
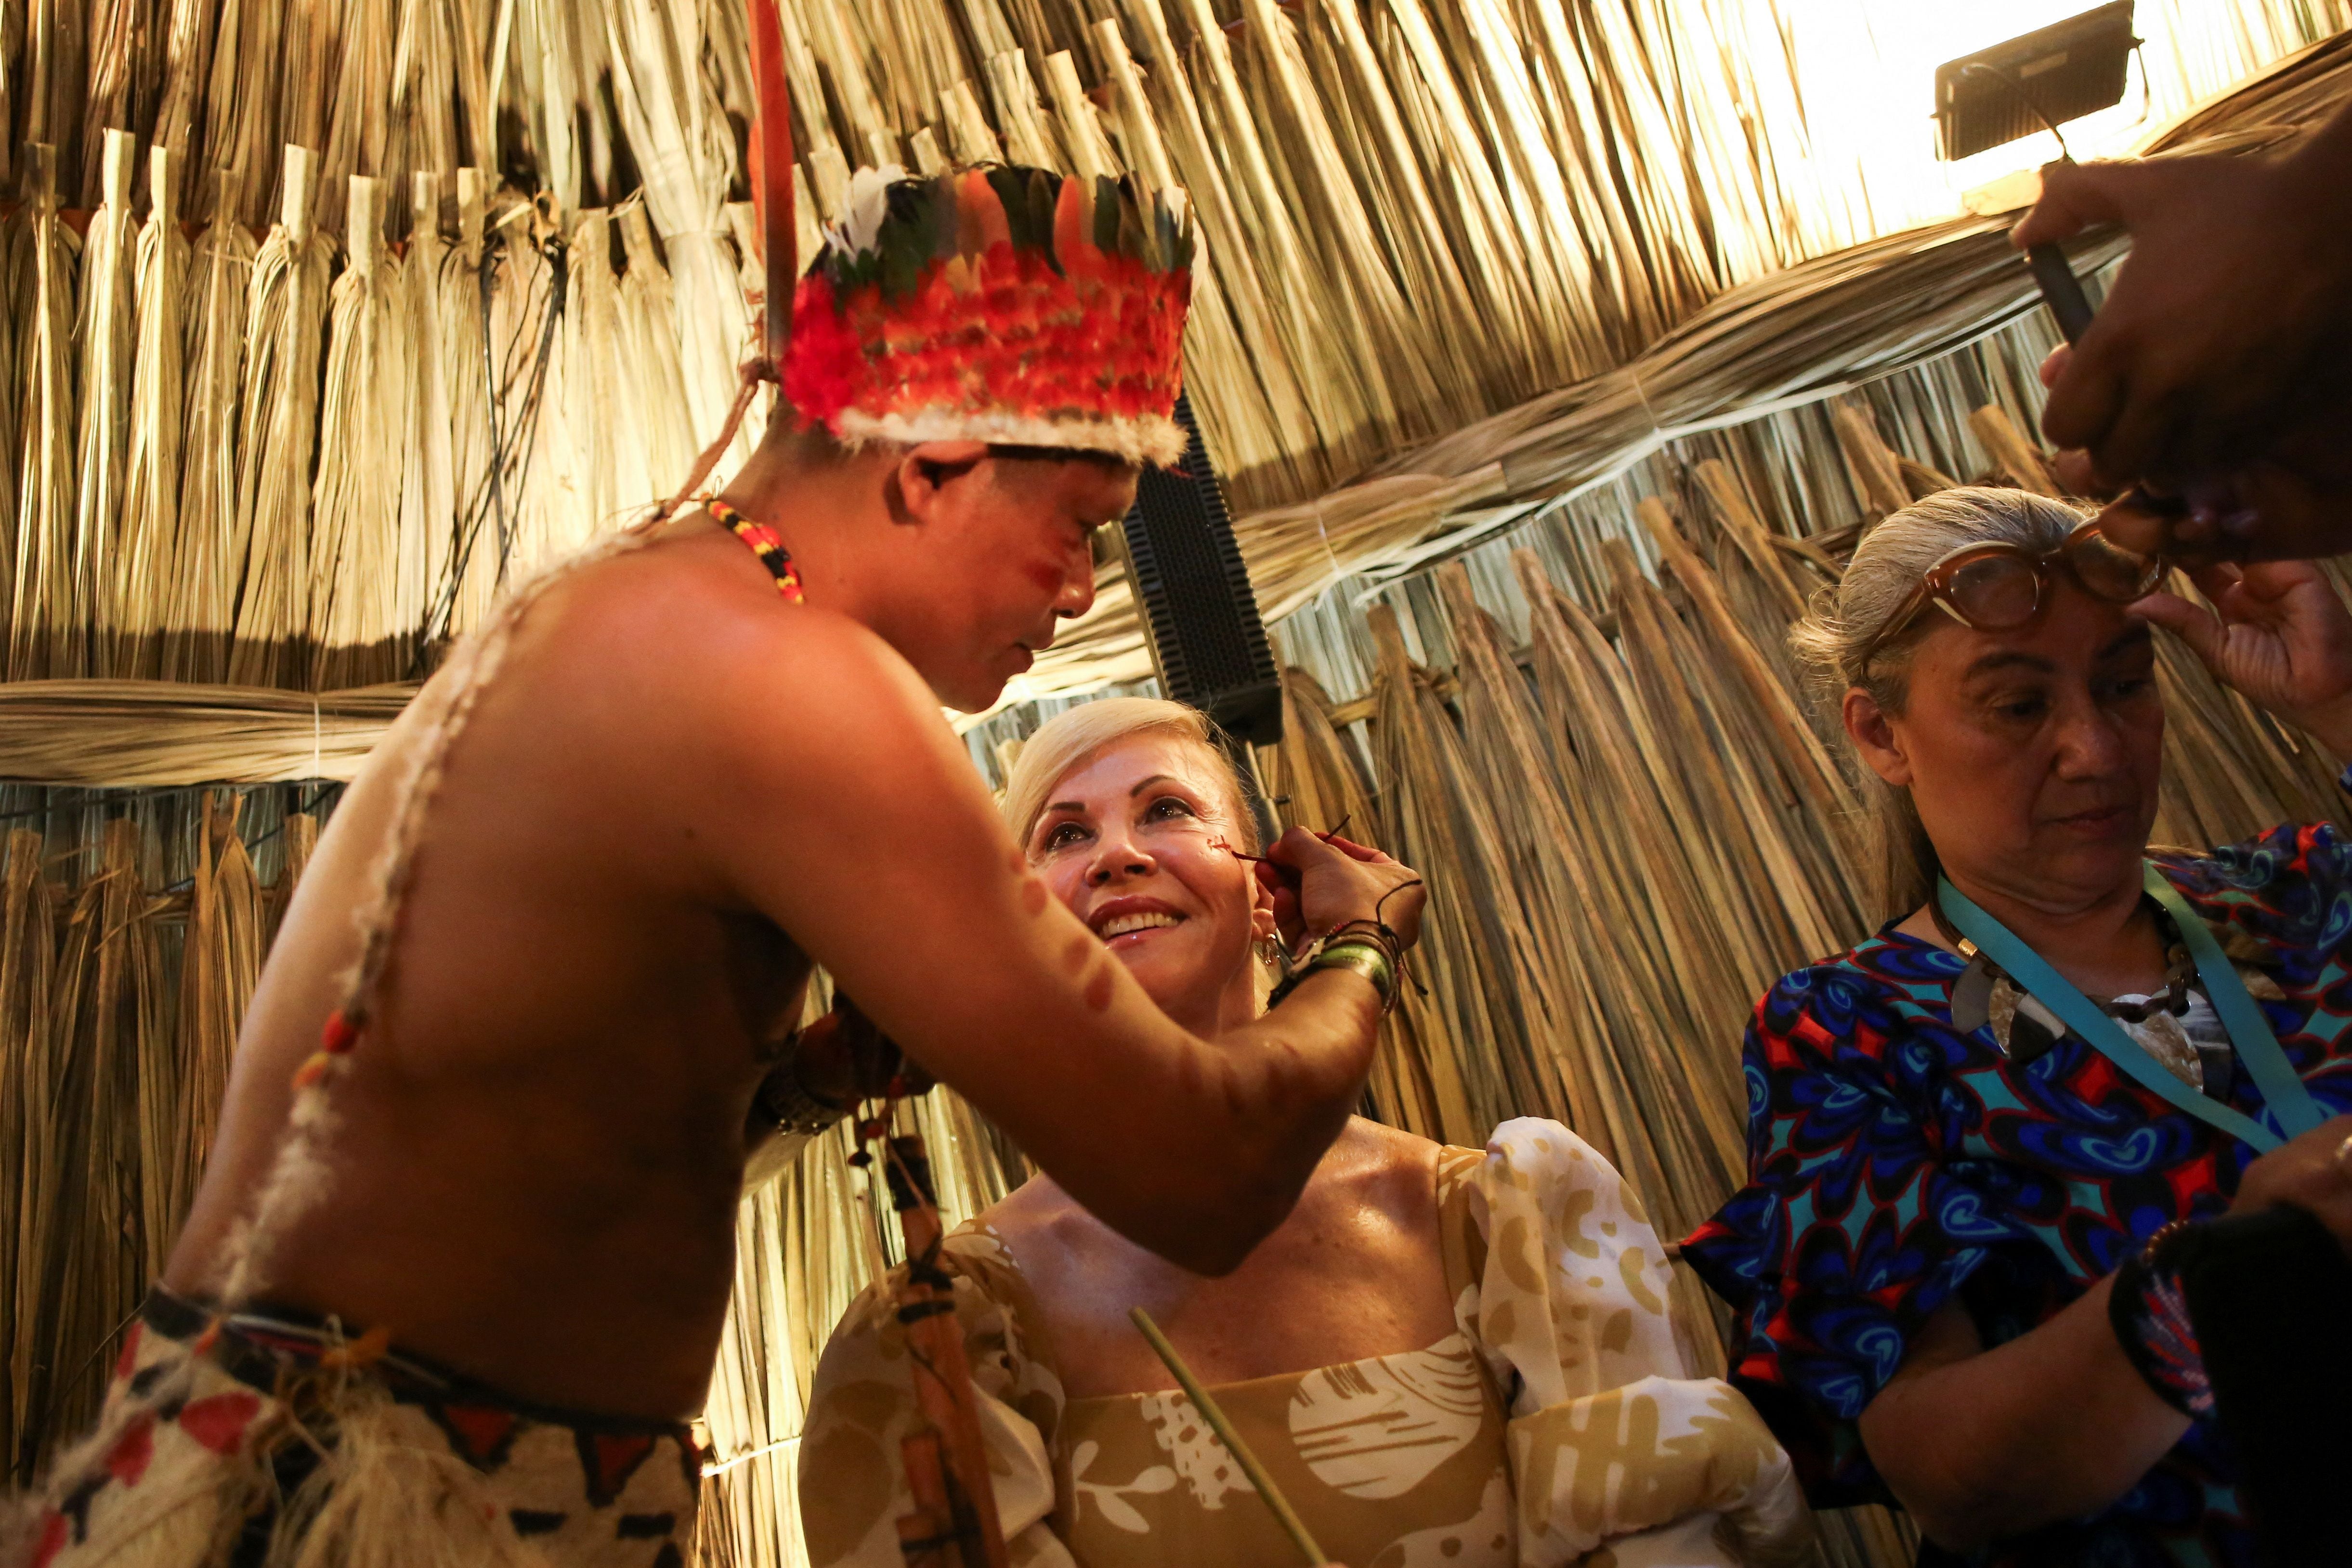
top-left (706, 497), bottom-right (804, 601)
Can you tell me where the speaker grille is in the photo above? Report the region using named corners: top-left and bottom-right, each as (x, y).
top-left (1119, 392), bottom-right (1282, 746)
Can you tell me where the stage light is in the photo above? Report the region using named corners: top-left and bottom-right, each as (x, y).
top-left (1934, 3), bottom-right (2141, 161)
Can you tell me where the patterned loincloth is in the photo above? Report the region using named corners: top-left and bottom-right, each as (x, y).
top-left (8, 1289), bottom-right (698, 1568)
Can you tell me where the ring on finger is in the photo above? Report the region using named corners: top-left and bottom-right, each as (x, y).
top-left (2336, 1131), bottom-right (2352, 1179)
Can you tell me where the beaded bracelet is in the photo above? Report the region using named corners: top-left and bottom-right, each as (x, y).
top-left (754, 1053), bottom-right (855, 1139)
top-left (2109, 1219), bottom-right (2213, 1420)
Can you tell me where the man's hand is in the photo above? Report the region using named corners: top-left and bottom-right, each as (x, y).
top-left (2129, 560), bottom-right (2352, 754)
top-left (1254, 827), bottom-right (1426, 956)
top-left (789, 999), bottom-right (936, 1110)
top-left (2014, 133), bottom-right (2352, 491)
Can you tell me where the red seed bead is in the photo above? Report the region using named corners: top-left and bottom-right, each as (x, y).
top-left (321, 1010), bottom-right (362, 1055)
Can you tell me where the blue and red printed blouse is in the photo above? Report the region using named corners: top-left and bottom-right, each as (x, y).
top-left (1683, 808), bottom-right (2352, 1568)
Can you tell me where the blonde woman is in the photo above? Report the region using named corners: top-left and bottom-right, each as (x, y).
top-left (798, 698), bottom-right (1809, 1568)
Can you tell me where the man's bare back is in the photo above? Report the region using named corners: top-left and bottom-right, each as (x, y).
top-left (168, 525), bottom-right (816, 1419)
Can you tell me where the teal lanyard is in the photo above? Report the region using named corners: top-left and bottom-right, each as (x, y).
top-left (1936, 863), bottom-right (2328, 1154)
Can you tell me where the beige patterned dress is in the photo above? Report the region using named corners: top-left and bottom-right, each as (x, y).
top-left (797, 1120), bottom-right (1810, 1567)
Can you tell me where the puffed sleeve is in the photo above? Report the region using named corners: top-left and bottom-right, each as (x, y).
top-left (1460, 1118), bottom-right (1812, 1568)
top-left (796, 1228), bottom-right (1074, 1568)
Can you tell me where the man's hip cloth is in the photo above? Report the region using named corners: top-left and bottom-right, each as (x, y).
top-left (9, 1289), bottom-right (697, 1568)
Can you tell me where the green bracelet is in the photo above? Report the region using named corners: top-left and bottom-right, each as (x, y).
top-left (1270, 935), bottom-right (1399, 1016)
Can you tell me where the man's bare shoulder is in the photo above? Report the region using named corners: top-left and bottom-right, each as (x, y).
top-left (524, 532), bottom-right (943, 778)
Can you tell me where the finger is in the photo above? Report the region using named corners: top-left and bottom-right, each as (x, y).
top-left (1264, 823), bottom-right (1340, 869)
top-left (2180, 560), bottom-right (2246, 610)
top-left (2232, 559), bottom-right (2304, 602)
top-left (2129, 588), bottom-right (2227, 665)
top-left (2231, 462), bottom-right (2352, 562)
top-left (2092, 374), bottom-right (2192, 493)
top-left (2041, 334), bottom-right (2129, 457)
top-left (1253, 857), bottom-right (1303, 899)
top-left (2050, 448), bottom-right (2119, 502)
top-left (2038, 343), bottom-right (2071, 392)
top-left (2011, 158), bottom-right (2137, 249)
top-left (1318, 833), bottom-right (1393, 864)
top-left (2087, 494), bottom-right (2178, 557)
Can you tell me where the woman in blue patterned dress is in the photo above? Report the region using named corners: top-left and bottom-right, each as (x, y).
top-left (1683, 486), bottom-right (2352, 1567)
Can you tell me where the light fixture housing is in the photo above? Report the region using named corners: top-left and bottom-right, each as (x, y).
top-left (1934, 2), bottom-right (2139, 161)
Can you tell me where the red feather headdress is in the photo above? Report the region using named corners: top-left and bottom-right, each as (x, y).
top-left (782, 166), bottom-right (1194, 466)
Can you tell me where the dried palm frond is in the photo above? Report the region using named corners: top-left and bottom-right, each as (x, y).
top-left (227, 145), bottom-right (334, 689)
top-left (73, 130), bottom-right (142, 679)
top-left (433, 169), bottom-right (500, 642)
top-left (20, 0), bottom-right (91, 197)
top-left (567, 207), bottom-right (655, 527)
top-left (613, 202), bottom-right (699, 507)
top-left (1436, 562), bottom-right (1748, 1256)
top-left (118, 146), bottom-right (192, 681)
top-left (481, 198), bottom-right (567, 577)
top-left (311, 175), bottom-right (410, 689)
top-left (160, 167), bottom-right (257, 685)
top-left (149, 0), bottom-right (222, 217)
top-left (1260, 668), bottom-right (1464, 1140)
top-left (1366, 601), bottom-right (1579, 1139)
top-left (394, 173), bottom-right (454, 671)
top-left (170, 792), bottom-right (266, 1237)
top-left (319, 0), bottom-right (395, 239)
top-left (0, 680), bottom-right (412, 785)
top-left (42, 819), bottom-right (164, 1442)
top-left (1, 829), bottom-right (58, 1479)
top-left (276, 0), bottom-right (343, 196)
top-left (10, 144), bottom-right (84, 683)
top-left (196, 0), bottom-right (284, 227)
top-left (603, 0), bottom-right (758, 474)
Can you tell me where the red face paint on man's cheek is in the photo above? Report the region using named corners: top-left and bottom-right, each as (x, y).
top-left (1023, 557), bottom-right (1065, 597)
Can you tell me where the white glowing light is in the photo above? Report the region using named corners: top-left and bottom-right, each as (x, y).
top-left (1770, 1), bottom-right (2321, 234)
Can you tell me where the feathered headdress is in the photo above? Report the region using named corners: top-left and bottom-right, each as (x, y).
top-left (783, 165), bottom-right (1194, 467)
top-left (657, 4), bottom-right (1191, 523)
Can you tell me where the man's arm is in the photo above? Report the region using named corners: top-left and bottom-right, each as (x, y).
top-left (694, 608), bottom-right (1396, 1276)
top-left (1857, 1289), bottom-right (2188, 1550)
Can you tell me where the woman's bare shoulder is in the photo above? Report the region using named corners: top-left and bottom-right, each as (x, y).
top-left (975, 1174), bottom-right (1089, 1251)
top-left (1318, 1118), bottom-right (1445, 1215)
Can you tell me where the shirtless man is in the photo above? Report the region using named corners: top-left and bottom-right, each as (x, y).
top-left (11, 168), bottom-right (1422, 1568)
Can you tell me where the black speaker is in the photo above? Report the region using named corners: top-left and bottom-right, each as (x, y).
top-left (1121, 392), bottom-right (1282, 750)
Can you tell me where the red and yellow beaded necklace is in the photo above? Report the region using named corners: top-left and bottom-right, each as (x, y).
top-left (706, 497), bottom-right (804, 602)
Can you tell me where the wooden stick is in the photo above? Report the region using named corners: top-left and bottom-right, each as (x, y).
top-left (883, 1132), bottom-right (1010, 1568)
top-left (1129, 1307), bottom-right (1326, 1566)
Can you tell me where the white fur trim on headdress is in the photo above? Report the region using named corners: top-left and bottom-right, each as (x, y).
top-left (833, 407), bottom-right (1187, 468)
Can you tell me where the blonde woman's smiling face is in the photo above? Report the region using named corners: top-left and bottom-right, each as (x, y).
top-left (1025, 732), bottom-right (1273, 1035)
